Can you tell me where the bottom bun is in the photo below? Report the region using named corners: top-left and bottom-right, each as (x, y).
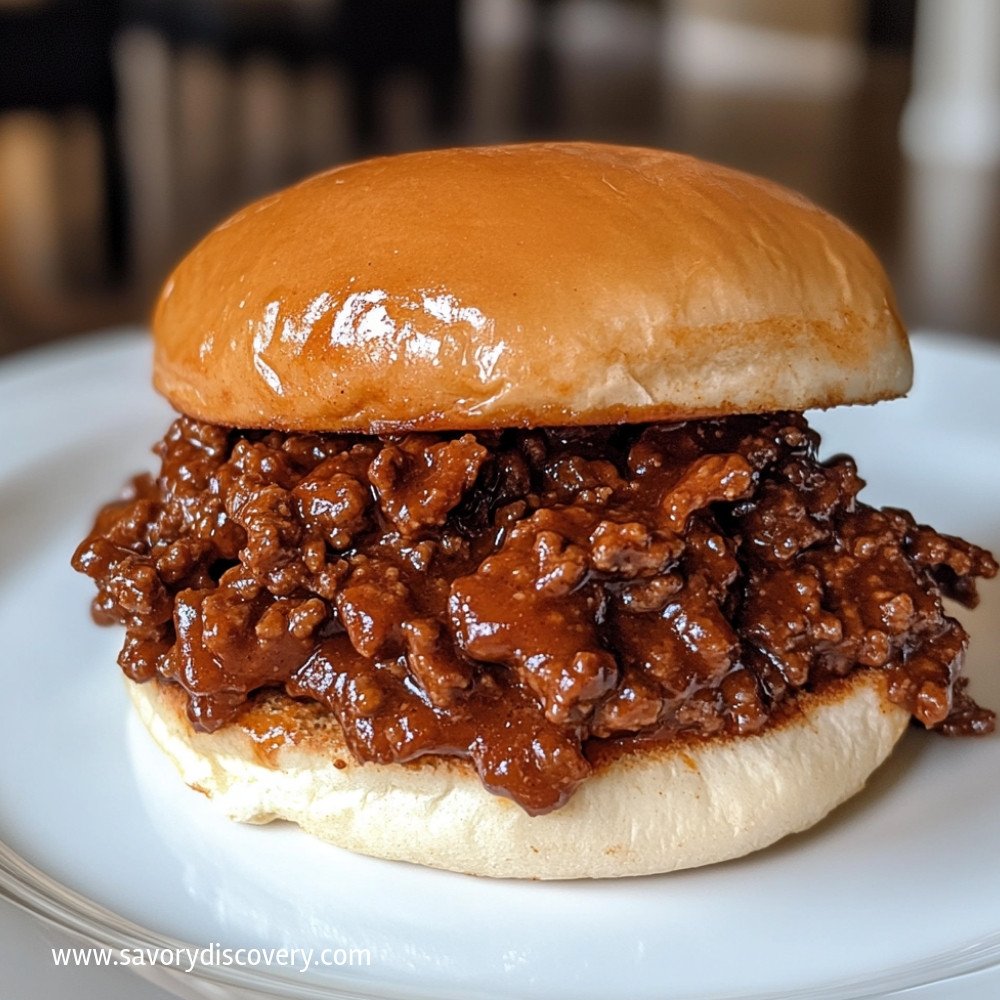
top-left (128, 673), bottom-right (909, 879)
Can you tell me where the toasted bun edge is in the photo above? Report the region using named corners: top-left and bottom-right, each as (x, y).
top-left (128, 671), bottom-right (909, 879)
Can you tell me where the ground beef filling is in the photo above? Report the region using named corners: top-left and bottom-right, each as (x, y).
top-left (73, 413), bottom-right (998, 813)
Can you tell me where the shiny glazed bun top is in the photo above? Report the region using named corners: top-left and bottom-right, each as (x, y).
top-left (152, 142), bottom-right (911, 432)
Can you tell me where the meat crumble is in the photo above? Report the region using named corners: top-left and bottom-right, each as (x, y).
top-left (73, 413), bottom-right (998, 813)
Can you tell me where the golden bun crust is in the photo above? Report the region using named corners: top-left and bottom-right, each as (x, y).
top-left (129, 673), bottom-right (909, 879)
top-left (152, 143), bottom-right (911, 432)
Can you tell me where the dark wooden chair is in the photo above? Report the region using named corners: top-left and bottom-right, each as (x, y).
top-left (0, 0), bottom-right (126, 275)
top-left (124, 0), bottom-right (464, 152)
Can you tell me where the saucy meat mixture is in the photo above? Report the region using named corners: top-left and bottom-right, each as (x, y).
top-left (73, 413), bottom-right (998, 813)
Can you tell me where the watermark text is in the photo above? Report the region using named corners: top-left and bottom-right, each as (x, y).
top-left (51, 942), bottom-right (372, 975)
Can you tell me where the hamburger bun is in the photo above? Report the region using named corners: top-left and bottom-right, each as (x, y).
top-left (99, 143), bottom-right (948, 881)
top-left (129, 672), bottom-right (908, 879)
top-left (152, 142), bottom-right (911, 433)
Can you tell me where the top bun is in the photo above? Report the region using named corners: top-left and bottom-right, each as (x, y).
top-left (153, 142), bottom-right (911, 432)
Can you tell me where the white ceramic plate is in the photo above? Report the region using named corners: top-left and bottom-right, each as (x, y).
top-left (1, 330), bottom-right (999, 1000)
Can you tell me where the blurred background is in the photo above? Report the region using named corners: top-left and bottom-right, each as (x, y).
top-left (0, 0), bottom-right (998, 357)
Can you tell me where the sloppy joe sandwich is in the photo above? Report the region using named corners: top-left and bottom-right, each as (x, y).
top-left (73, 143), bottom-right (997, 879)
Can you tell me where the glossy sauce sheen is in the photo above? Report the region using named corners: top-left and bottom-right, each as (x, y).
top-left (73, 414), bottom-right (997, 814)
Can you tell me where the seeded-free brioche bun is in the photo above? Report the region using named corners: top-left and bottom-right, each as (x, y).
top-left (129, 673), bottom-right (908, 880)
top-left (152, 143), bottom-right (911, 433)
